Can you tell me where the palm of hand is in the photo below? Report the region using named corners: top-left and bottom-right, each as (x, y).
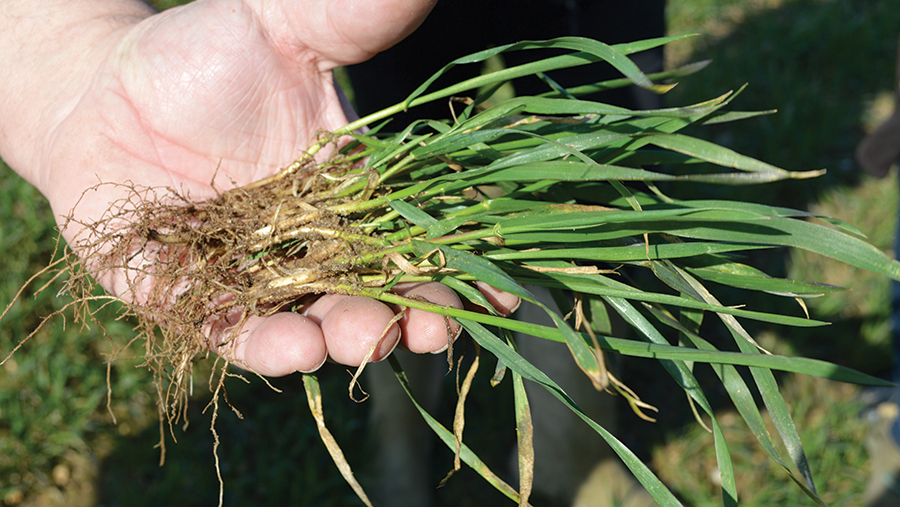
top-left (49, 0), bottom-right (350, 220)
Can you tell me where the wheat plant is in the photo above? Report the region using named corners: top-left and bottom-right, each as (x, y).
top-left (3, 36), bottom-right (897, 507)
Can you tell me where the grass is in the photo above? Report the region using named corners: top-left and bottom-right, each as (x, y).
top-left (0, 168), bottom-right (152, 505)
top-left (1, 0), bottom-right (900, 506)
top-left (653, 365), bottom-right (870, 506)
top-left (648, 0), bottom-right (900, 505)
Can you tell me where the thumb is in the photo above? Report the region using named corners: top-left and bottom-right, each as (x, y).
top-left (260, 0), bottom-right (438, 69)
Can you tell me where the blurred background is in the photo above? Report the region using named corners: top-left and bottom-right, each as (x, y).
top-left (1, 0), bottom-right (899, 505)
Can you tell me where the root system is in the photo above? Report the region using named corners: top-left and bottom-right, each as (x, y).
top-left (55, 140), bottom-right (411, 429)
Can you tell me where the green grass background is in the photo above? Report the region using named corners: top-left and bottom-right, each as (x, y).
top-left (2, 0), bottom-right (899, 505)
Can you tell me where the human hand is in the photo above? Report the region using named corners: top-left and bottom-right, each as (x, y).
top-left (0, 0), bottom-right (519, 375)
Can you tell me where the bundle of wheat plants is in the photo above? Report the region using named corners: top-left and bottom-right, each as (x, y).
top-left (3, 36), bottom-right (897, 506)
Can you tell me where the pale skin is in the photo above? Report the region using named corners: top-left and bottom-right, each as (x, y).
top-left (0, 0), bottom-right (518, 376)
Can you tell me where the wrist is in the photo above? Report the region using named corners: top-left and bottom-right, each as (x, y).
top-left (0, 0), bottom-right (152, 193)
